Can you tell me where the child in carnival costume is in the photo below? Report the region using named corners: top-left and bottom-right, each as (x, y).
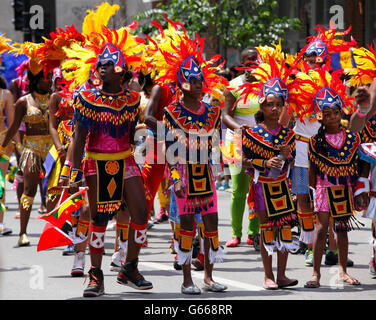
top-left (239, 53), bottom-right (302, 290)
top-left (61, 14), bottom-right (152, 296)
top-left (43, 2), bottom-right (126, 276)
top-left (160, 22), bottom-right (228, 294)
top-left (288, 23), bottom-right (357, 266)
top-left (293, 68), bottom-right (361, 288)
top-left (347, 41), bottom-right (376, 275)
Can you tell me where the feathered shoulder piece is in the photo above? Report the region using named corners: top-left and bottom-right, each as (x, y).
top-left (294, 22), bottom-right (357, 70)
top-left (347, 41), bottom-right (376, 87)
top-left (291, 67), bottom-right (356, 120)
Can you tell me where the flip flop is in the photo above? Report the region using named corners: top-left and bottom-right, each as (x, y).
top-left (277, 278), bottom-right (298, 288)
top-left (304, 280), bottom-right (320, 288)
top-left (263, 280), bottom-right (279, 290)
top-left (339, 277), bottom-right (360, 286)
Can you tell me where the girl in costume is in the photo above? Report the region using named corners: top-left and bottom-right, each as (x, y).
top-left (289, 23), bottom-right (357, 267)
top-left (239, 56), bottom-right (299, 290)
top-left (63, 24), bottom-right (152, 297)
top-left (161, 26), bottom-right (228, 295)
top-left (0, 41), bottom-right (53, 247)
top-left (300, 69), bottom-right (360, 288)
top-left (222, 47), bottom-right (262, 248)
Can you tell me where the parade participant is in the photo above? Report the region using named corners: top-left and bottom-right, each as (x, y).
top-left (239, 55), bottom-right (300, 290)
top-left (0, 74), bottom-right (18, 235)
top-left (289, 23), bottom-right (357, 266)
top-left (347, 42), bottom-right (376, 275)
top-left (63, 24), bottom-right (152, 297)
top-left (0, 41), bottom-right (53, 246)
top-left (298, 69), bottom-right (360, 288)
top-left (222, 47), bottom-right (261, 248)
top-left (138, 17), bottom-right (180, 224)
top-left (160, 23), bottom-right (228, 294)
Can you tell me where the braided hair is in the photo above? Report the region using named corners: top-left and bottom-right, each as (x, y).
top-left (315, 122), bottom-right (327, 157)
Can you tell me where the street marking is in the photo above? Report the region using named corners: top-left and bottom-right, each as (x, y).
top-left (140, 261), bottom-right (264, 291)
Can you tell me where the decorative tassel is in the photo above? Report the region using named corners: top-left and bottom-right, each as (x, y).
top-left (177, 229), bottom-right (194, 265)
top-left (261, 224), bottom-right (276, 256)
top-left (297, 211), bottom-right (316, 244)
top-left (204, 230), bottom-right (225, 264)
top-left (276, 224), bottom-right (300, 253)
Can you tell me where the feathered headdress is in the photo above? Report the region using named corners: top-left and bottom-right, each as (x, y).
top-left (256, 40), bottom-right (285, 65)
top-left (62, 22), bottom-right (145, 92)
top-left (235, 55), bottom-right (302, 114)
top-left (347, 41), bottom-right (376, 87)
top-left (294, 22), bottom-right (357, 71)
top-left (154, 17), bottom-right (228, 105)
top-left (36, 25), bottom-right (86, 75)
top-left (16, 41), bottom-right (44, 75)
top-left (291, 68), bottom-right (356, 120)
top-left (141, 15), bottom-right (185, 80)
top-left (0, 33), bottom-right (17, 54)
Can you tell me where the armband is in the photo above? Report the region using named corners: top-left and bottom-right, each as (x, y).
top-left (170, 166), bottom-right (182, 184)
top-left (250, 159), bottom-right (266, 172)
top-left (69, 168), bottom-right (83, 186)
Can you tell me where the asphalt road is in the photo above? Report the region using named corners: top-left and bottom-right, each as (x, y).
top-left (1, 180), bottom-right (376, 303)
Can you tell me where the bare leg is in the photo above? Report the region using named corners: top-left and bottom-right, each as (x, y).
top-left (305, 211), bottom-right (330, 287)
top-left (180, 213), bottom-right (195, 287)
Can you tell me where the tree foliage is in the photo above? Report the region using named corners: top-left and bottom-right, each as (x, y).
top-left (135, 0), bottom-right (301, 52)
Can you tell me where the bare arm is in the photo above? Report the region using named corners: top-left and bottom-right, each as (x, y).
top-left (350, 80), bottom-right (376, 132)
top-left (222, 89), bottom-right (242, 130)
top-left (308, 162), bottom-right (316, 189)
top-left (143, 85), bottom-right (162, 132)
top-left (48, 93), bottom-right (64, 151)
top-left (1, 97), bottom-right (26, 148)
top-left (70, 122), bottom-right (88, 171)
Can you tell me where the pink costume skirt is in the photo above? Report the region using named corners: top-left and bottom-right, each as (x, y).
top-left (173, 163), bottom-right (218, 216)
top-left (314, 131), bottom-right (354, 213)
top-left (83, 155), bottom-right (141, 180)
top-left (314, 175), bottom-right (354, 213)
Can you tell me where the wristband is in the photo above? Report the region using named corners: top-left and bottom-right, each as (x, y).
top-left (60, 164), bottom-right (71, 179)
top-left (69, 168), bottom-right (83, 186)
top-left (250, 159), bottom-right (266, 172)
top-left (170, 166), bottom-right (182, 184)
top-left (64, 160), bottom-right (72, 167)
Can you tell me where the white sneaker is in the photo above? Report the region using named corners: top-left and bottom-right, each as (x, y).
top-left (110, 249), bottom-right (125, 272)
top-left (0, 225), bottom-right (12, 236)
top-left (71, 251), bottom-right (85, 277)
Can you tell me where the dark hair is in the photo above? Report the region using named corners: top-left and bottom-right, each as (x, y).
top-left (0, 76), bottom-right (7, 89)
top-left (138, 72), bottom-right (154, 93)
top-left (27, 70), bottom-right (44, 93)
top-left (255, 110), bottom-right (264, 123)
top-left (316, 122), bottom-right (327, 157)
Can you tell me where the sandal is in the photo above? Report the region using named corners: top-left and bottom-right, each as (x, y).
top-left (304, 278), bottom-right (320, 289)
top-left (277, 278), bottom-right (298, 288)
top-left (263, 280), bottom-right (279, 290)
top-left (339, 277), bottom-right (360, 286)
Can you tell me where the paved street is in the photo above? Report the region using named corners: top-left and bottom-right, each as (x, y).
top-left (1, 180), bottom-right (376, 302)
